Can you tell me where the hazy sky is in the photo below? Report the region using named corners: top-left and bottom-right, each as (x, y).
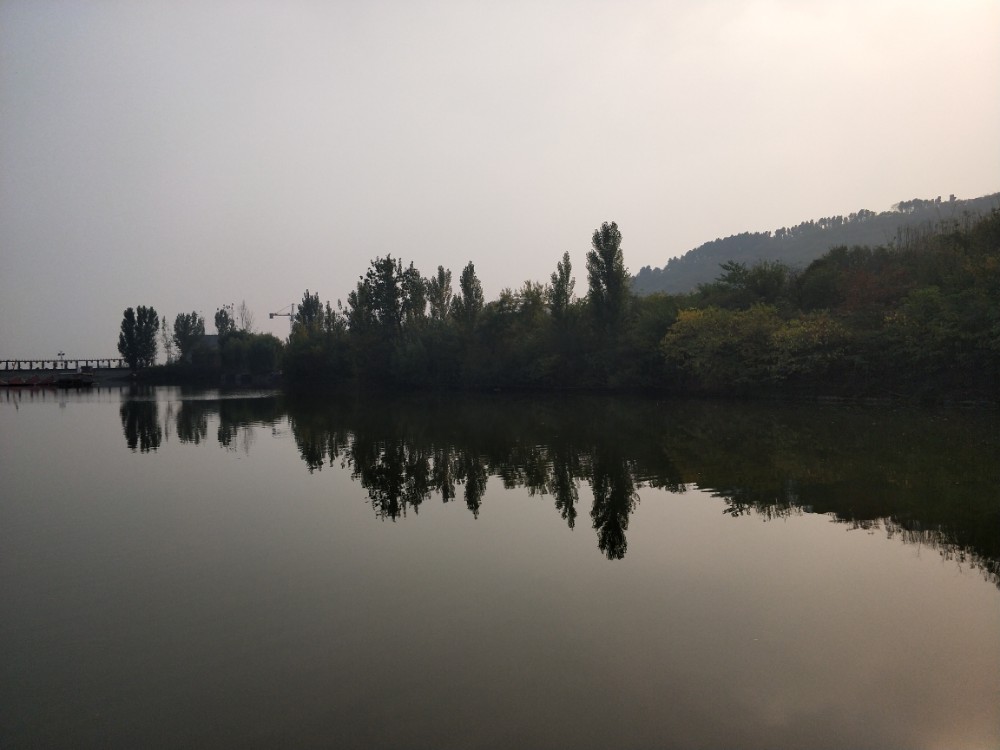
top-left (2, 0), bottom-right (998, 358)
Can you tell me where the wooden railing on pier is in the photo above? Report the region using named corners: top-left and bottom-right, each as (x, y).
top-left (1, 359), bottom-right (128, 371)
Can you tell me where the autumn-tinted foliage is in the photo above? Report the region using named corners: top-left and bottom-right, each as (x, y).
top-left (663, 210), bottom-right (1000, 398)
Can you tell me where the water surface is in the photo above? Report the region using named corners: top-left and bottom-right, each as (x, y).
top-left (2, 387), bottom-right (998, 749)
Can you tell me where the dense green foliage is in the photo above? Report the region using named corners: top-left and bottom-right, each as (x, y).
top-left (172, 311), bottom-right (205, 361)
top-left (634, 193), bottom-right (1000, 294)
top-left (282, 210), bottom-right (1000, 401)
top-left (282, 222), bottom-right (672, 390)
top-left (117, 305), bottom-right (159, 371)
top-left (216, 330), bottom-right (283, 376)
top-left (139, 305), bottom-right (285, 382)
top-left (661, 209), bottom-right (1000, 398)
top-left (118, 206), bottom-right (996, 399)
top-left (214, 304), bottom-right (236, 337)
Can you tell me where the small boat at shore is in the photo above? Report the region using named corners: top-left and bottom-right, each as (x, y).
top-left (0, 368), bottom-right (95, 388)
top-left (0, 374), bottom-right (56, 387)
top-left (55, 370), bottom-right (96, 387)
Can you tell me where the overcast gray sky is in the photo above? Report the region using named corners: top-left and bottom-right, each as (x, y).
top-left (2, 0), bottom-right (998, 358)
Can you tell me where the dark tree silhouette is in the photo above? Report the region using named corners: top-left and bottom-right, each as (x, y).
top-left (586, 221), bottom-right (630, 331)
top-left (172, 311), bottom-right (205, 361)
top-left (118, 305), bottom-right (159, 370)
top-left (549, 251), bottom-right (575, 321)
top-left (452, 261), bottom-right (484, 329)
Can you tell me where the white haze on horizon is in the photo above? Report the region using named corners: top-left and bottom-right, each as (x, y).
top-left (1, 0), bottom-right (998, 357)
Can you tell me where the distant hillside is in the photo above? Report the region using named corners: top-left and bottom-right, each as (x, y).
top-left (633, 192), bottom-right (1000, 295)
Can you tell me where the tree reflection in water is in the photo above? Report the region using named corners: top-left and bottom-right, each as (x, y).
top-left (589, 446), bottom-right (639, 560)
top-left (119, 390), bottom-right (999, 583)
top-left (283, 394), bottom-right (1000, 583)
top-left (175, 400), bottom-right (209, 445)
top-left (122, 392), bottom-right (285, 456)
top-left (119, 395), bottom-right (162, 453)
top-left (286, 395), bottom-right (650, 543)
top-left (548, 444), bottom-right (581, 529)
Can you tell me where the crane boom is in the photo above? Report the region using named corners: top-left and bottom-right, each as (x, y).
top-left (268, 303), bottom-right (296, 332)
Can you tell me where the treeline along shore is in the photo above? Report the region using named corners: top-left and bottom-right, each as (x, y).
top-left (122, 207), bottom-right (1000, 402)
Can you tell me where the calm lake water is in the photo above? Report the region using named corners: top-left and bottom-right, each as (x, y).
top-left (2, 386), bottom-right (998, 749)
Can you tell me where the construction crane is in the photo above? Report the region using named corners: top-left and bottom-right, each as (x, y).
top-left (269, 303), bottom-right (296, 333)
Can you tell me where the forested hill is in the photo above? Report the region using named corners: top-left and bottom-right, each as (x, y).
top-left (633, 192), bottom-right (1000, 295)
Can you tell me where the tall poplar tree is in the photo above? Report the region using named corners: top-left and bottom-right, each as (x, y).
top-left (173, 311), bottom-right (205, 361)
top-left (426, 266), bottom-right (453, 322)
top-left (451, 261), bottom-right (484, 328)
top-left (586, 221), bottom-right (629, 331)
top-left (549, 251), bottom-right (575, 321)
top-left (118, 305), bottom-right (160, 371)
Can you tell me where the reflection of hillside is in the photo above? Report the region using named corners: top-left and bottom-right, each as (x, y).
top-left (285, 394), bottom-right (999, 579)
top-left (655, 400), bottom-right (1000, 584)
